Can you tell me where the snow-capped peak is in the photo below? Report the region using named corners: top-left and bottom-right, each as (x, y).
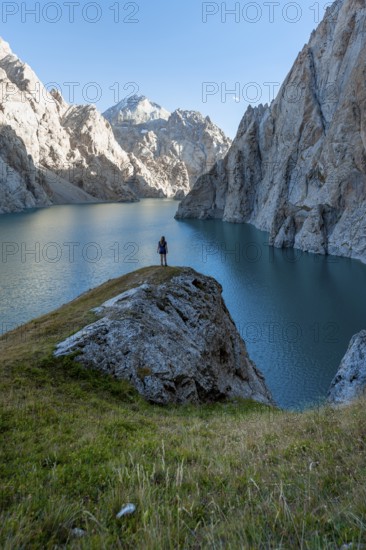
top-left (103, 95), bottom-right (170, 125)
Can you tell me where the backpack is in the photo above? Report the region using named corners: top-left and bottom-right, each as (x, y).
top-left (158, 241), bottom-right (166, 253)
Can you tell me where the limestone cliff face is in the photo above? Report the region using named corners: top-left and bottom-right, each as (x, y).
top-left (0, 37), bottom-right (138, 211)
top-left (55, 268), bottom-right (273, 406)
top-left (103, 96), bottom-right (232, 199)
top-left (176, 0), bottom-right (366, 263)
top-left (60, 105), bottom-right (138, 201)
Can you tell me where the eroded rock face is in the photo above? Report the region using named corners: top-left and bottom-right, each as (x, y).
top-left (60, 105), bottom-right (138, 201)
top-left (327, 330), bottom-right (366, 405)
top-left (0, 37), bottom-right (138, 211)
top-left (176, 0), bottom-right (366, 263)
top-left (103, 96), bottom-right (232, 199)
top-left (54, 268), bottom-right (273, 406)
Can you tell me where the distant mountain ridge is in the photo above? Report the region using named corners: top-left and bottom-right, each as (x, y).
top-left (103, 95), bottom-right (231, 199)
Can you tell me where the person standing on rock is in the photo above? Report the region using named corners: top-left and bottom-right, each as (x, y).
top-left (157, 236), bottom-right (168, 266)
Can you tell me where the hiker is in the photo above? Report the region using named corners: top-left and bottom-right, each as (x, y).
top-left (157, 236), bottom-right (168, 266)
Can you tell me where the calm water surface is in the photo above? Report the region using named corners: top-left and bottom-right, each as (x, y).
top-left (1, 199), bottom-right (366, 409)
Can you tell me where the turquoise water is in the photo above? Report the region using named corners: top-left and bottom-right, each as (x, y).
top-left (1, 199), bottom-right (366, 409)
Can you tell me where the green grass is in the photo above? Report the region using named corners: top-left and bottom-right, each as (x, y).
top-left (1, 267), bottom-right (366, 549)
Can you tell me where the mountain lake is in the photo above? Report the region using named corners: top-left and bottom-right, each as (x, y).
top-left (1, 199), bottom-right (366, 410)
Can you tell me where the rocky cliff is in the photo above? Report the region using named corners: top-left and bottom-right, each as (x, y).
top-left (0, 37), bottom-right (141, 212)
top-left (103, 96), bottom-right (231, 199)
top-left (55, 267), bottom-right (273, 406)
top-left (328, 330), bottom-right (366, 405)
top-left (176, 0), bottom-right (366, 263)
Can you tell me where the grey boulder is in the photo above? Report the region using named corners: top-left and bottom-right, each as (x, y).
top-left (327, 330), bottom-right (366, 405)
top-left (55, 268), bottom-right (273, 406)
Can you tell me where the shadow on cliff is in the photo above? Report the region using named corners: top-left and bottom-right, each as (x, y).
top-left (0, 124), bottom-right (135, 204)
top-left (0, 124), bottom-right (50, 202)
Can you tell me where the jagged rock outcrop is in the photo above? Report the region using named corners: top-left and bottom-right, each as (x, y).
top-left (327, 330), bottom-right (366, 405)
top-left (176, 0), bottom-right (366, 263)
top-left (54, 267), bottom-right (273, 406)
top-left (60, 105), bottom-right (138, 201)
top-left (0, 37), bottom-right (139, 211)
top-left (103, 96), bottom-right (231, 199)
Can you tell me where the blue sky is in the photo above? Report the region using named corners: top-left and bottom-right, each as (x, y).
top-left (1, 1), bottom-right (329, 137)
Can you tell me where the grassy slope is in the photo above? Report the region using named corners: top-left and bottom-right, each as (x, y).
top-left (0, 267), bottom-right (365, 549)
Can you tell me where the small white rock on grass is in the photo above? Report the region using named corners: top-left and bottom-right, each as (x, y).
top-left (116, 503), bottom-right (136, 518)
top-left (71, 527), bottom-right (87, 538)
